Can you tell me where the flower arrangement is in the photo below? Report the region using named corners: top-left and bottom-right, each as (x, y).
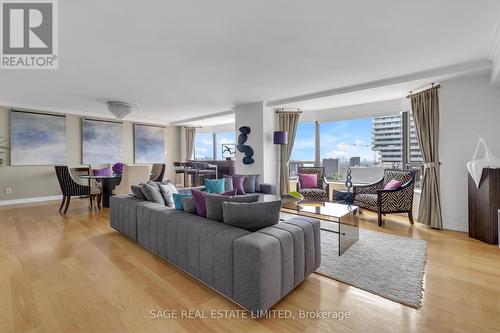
top-left (112, 162), bottom-right (124, 174)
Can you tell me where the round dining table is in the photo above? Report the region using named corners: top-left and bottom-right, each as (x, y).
top-left (79, 174), bottom-right (122, 208)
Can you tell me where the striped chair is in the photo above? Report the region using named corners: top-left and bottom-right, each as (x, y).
top-left (353, 169), bottom-right (415, 227)
top-left (55, 165), bottom-right (101, 214)
top-left (296, 167), bottom-right (329, 201)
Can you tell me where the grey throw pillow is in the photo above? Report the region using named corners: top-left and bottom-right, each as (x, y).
top-left (205, 193), bottom-right (259, 222)
top-left (131, 185), bottom-right (146, 200)
top-left (222, 200), bottom-right (282, 231)
top-left (235, 174), bottom-right (256, 193)
top-left (223, 176), bottom-right (233, 192)
top-left (141, 181), bottom-right (164, 204)
top-left (182, 197), bottom-right (196, 214)
top-left (158, 182), bottom-right (178, 207)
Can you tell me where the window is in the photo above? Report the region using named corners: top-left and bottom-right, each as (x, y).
top-left (194, 132), bottom-right (213, 160)
top-left (288, 112), bottom-right (423, 187)
top-left (215, 131), bottom-right (235, 160)
top-left (289, 122), bottom-right (316, 178)
top-left (320, 117), bottom-right (379, 180)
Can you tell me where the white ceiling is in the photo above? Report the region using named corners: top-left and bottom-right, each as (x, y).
top-left (0, 0), bottom-right (499, 124)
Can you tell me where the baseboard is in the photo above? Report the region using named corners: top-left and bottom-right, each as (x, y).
top-left (443, 222), bottom-right (467, 233)
top-left (0, 195), bottom-right (63, 206)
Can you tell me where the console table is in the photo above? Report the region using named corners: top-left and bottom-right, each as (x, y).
top-left (468, 168), bottom-right (500, 244)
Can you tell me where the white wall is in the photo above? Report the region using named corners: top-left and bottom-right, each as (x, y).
top-left (234, 102), bottom-right (277, 183)
top-left (439, 73), bottom-right (500, 232)
top-left (0, 107), bottom-right (181, 202)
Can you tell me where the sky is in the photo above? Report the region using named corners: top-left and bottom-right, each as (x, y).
top-left (291, 118), bottom-right (377, 163)
top-left (195, 131), bottom-right (235, 160)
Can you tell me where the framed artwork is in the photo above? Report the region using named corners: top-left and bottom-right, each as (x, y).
top-left (221, 144), bottom-right (236, 158)
top-left (10, 110), bottom-right (66, 165)
top-left (134, 124), bottom-right (165, 163)
top-left (82, 119), bottom-right (122, 164)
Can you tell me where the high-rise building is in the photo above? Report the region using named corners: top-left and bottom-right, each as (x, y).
top-left (372, 114), bottom-right (422, 164)
top-left (322, 158), bottom-right (339, 176)
top-left (349, 157), bottom-right (361, 167)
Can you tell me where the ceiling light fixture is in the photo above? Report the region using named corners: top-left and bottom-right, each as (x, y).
top-left (97, 99), bottom-right (138, 120)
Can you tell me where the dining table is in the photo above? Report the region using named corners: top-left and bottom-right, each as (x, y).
top-left (79, 174), bottom-right (122, 208)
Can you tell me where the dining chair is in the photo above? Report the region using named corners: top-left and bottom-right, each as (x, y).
top-left (88, 163), bottom-right (111, 206)
top-left (150, 163), bottom-right (166, 182)
top-left (55, 165), bottom-right (101, 214)
top-left (114, 164), bottom-right (152, 195)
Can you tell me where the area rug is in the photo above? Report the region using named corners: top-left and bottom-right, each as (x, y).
top-left (315, 220), bottom-right (427, 308)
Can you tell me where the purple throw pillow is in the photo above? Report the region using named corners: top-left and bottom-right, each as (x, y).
top-left (232, 175), bottom-right (246, 195)
top-left (93, 167), bottom-right (112, 177)
top-left (191, 190), bottom-right (207, 217)
top-left (220, 189), bottom-right (237, 196)
top-left (384, 179), bottom-right (403, 190)
top-left (299, 173), bottom-right (317, 189)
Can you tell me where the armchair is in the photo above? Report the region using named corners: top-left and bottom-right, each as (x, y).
top-left (353, 169), bottom-right (415, 226)
top-left (296, 167), bottom-right (329, 201)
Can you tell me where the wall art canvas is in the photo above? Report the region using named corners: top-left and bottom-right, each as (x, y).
top-left (82, 119), bottom-right (122, 164)
top-left (134, 124), bottom-right (165, 163)
top-left (10, 111), bottom-right (66, 165)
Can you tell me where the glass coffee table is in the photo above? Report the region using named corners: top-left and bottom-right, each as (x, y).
top-left (281, 199), bottom-right (359, 255)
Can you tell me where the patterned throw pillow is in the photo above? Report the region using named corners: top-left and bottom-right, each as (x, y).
top-left (158, 183), bottom-right (178, 207)
top-left (181, 197), bottom-right (196, 214)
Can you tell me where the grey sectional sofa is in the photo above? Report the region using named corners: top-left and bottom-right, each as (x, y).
top-left (110, 194), bottom-right (321, 314)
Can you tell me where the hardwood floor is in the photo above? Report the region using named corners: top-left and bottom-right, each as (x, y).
top-left (1, 199), bottom-right (500, 333)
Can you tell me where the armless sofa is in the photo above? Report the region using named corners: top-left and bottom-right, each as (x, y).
top-left (109, 195), bottom-right (321, 314)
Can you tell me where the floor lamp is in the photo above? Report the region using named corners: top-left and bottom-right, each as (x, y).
top-left (273, 131), bottom-right (288, 196)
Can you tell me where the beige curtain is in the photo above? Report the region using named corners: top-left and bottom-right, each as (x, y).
top-left (279, 112), bottom-right (300, 195)
top-left (185, 127), bottom-right (196, 161)
top-left (410, 87), bottom-right (443, 229)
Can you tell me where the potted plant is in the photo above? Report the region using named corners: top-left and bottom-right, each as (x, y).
top-left (0, 137), bottom-right (8, 166)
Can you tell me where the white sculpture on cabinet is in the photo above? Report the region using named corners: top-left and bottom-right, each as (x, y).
top-left (467, 136), bottom-right (500, 188)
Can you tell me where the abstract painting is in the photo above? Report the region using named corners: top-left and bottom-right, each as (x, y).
top-left (10, 111), bottom-right (66, 165)
top-left (82, 119), bottom-right (122, 164)
top-left (134, 124), bottom-right (165, 163)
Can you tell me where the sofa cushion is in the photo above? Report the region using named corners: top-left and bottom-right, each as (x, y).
top-left (158, 182), bottom-right (178, 207)
top-left (141, 181), bottom-right (164, 204)
top-left (205, 193), bottom-right (259, 222)
top-left (354, 193), bottom-right (378, 211)
top-left (191, 190), bottom-right (207, 217)
top-left (241, 174), bottom-right (256, 193)
top-left (205, 178), bottom-right (225, 193)
top-left (173, 193), bottom-right (191, 210)
top-left (182, 197), bottom-right (196, 213)
top-left (131, 185), bottom-right (146, 200)
top-left (384, 179), bottom-right (402, 190)
top-left (222, 200), bottom-right (282, 231)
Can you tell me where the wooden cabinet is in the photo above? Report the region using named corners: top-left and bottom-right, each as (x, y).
top-left (468, 168), bottom-right (500, 244)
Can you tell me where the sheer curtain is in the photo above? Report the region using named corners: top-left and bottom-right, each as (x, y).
top-left (185, 127), bottom-right (196, 161)
top-left (410, 86), bottom-right (443, 229)
top-left (278, 112), bottom-right (300, 195)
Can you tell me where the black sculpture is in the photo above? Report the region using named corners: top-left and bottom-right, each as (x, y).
top-left (345, 167), bottom-right (353, 191)
top-left (236, 126), bottom-right (254, 165)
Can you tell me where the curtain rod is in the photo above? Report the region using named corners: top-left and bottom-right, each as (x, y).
top-left (275, 108), bottom-right (302, 114)
top-left (406, 83), bottom-right (441, 99)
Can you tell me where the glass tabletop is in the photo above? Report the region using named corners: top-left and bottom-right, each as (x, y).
top-left (281, 200), bottom-right (358, 219)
